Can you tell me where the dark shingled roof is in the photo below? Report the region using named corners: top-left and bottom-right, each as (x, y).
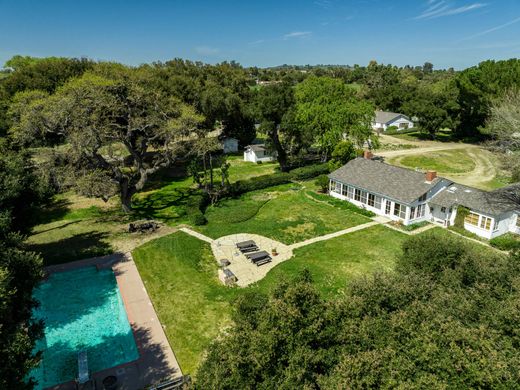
top-left (328, 158), bottom-right (441, 204)
top-left (374, 111), bottom-right (409, 124)
top-left (430, 183), bottom-right (518, 216)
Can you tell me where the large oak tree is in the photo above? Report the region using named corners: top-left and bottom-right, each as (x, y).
top-left (14, 70), bottom-right (204, 212)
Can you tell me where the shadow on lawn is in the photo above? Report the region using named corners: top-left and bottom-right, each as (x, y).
top-left (132, 188), bottom-right (195, 221)
top-left (29, 231), bottom-right (113, 266)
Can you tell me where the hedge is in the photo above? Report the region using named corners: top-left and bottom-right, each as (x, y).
top-left (490, 234), bottom-right (520, 251)
top-left (228, 163), bottom-right (330, 197)
top-left (186, 192), bottom-right (209, 225)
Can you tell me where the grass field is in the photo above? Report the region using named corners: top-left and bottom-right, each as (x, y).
top-left (392, 149), bottom-right (476, 174)
top-left (132, 225), bottom-right (408, 375)
top-left (26, 157), bottom-right (281, 265)
top-left (196, 184), bottom-right (371, 243)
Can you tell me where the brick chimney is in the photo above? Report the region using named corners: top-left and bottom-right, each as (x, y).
top-left (425, 170), bottom-right (437, 182)
top-left (363, 150), bottom-right (374, 160)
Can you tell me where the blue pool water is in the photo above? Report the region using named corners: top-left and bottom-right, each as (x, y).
top-left (30, 266), bottom-right (139, 389)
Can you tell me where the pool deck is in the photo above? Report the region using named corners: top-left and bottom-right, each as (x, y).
top-left (44, 253), bottom-right (182, 390)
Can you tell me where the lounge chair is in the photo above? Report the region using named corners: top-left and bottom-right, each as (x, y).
top-left (240, 245), bottom-right (259, 253)
top-left (236, 240), bottom-right (256, 249)
top-left (247, 251), bottom-right (270, 262)
top-left (255, 258), bottom-right (272, 266)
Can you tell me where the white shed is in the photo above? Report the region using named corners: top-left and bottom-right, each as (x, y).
top-left (243, 144), bottom-right (276, 163)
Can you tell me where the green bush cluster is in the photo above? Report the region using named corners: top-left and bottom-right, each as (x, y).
top-left (289, 163), bottom-right (329, 180)
top-left (229, 163), bottom-right (329, 196)
top-left (197, 231), bottom-right (520, 389)
top-left (306, 191), bottom-right (375, 217)
top-left (490, 233), bottom-right (520, 251)
top-left (186, 192), bottom-right (209, 226)
top-left (385, 127), bottom-right (417, 135)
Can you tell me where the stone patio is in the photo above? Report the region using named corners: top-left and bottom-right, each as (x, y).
top-left (211, 233), bottom-right (293, 287)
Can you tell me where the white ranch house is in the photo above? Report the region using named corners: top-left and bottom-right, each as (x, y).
top-left (329, 153), bottom-right (519, 240)
top-left (372, 110), bottom-right (414, 132)
top-left (243, 144), bottom-right (276, 163)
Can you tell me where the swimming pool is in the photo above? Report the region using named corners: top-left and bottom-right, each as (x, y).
top-left (30, 266), bottom-right (139, 389)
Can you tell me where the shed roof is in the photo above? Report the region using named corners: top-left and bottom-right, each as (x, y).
top-left (328, 157), bottom-right (441, 204)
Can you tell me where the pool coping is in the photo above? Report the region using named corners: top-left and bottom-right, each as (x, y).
top-left (43, 252), bottom-right (182, 390)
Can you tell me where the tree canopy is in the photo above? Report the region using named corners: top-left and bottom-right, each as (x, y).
top-left (196, 231), bottom-right (520, 388)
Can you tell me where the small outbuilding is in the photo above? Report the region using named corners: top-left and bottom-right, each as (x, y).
top-left (243, 144), bottom-right (276, 163)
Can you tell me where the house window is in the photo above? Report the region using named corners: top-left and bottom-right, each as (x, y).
top-left (480, 216), bottom-right (492, 230)
top-left (385, 201), bottom-right (392, 215)
top-left (516, 215), bottom-right (520, 228)
top-left (441, 207), bottom-right (446, 213)
top-left (494, 220), bottom-right (499, 231)
top-left (374, 195), bottom-right (382, 210)
top-left (410, 207), bottom-right (416, 220)
top-left (347, 186), bottom-right (354, 199)
top-left (332, 181), bottom-right (341, 194)
top-left (465, 212), bottom-right (480, 226)
top-left (354, 189), bottom-right (368, 204)
top-left (417, 204), bottom-right (426, 218)
top-left (341, 185), bottom-right (348, 197)
top-left (368, 193), bottom-right (375, 207)
top-left (393, 203), bottom-right (406, 219)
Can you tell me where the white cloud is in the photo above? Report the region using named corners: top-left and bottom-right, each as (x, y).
top-left (283, 31), bottom-right (312, 39)
top-left (457, 16), bottom-right (520, 41)
top-left (194, 46), bottom-right (220, 56)
top-left (414, 1), bottom-right (486, 20)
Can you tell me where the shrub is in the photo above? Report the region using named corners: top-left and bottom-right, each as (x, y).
top-left (190, 213), bottom-right (207, 226)
top-left (386, 125), bottom-right (398, 132)
top-left (228, 163), bottom-right (329, 197)
top-left (229, 172), bottom-right (292, 196)
top-left (289, 163), bottom-right (329, 180)
top-left (315, 175), bottom-right (329, 193)
top-left (490, 234), bottom-right (520, 251)
top-left (186, 191), bottom-right (209, 225)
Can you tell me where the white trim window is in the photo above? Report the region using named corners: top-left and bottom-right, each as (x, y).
top-left (393, 202), bottom-right (406, 219)
top-left (347, 186), bottom-right (354, 200)
top-left (341, 185), bottom-right (349, 197)
top-left (385, 200), bottom-right (392, 215)
top-left (480, 216), bottom-right (492, 230)
top-left (367, 194), bottom-right (382, 210)
top-left (332, 181), bottom-right (341, 194)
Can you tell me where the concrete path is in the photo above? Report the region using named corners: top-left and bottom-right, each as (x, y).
top-left (179, 227), bottom-right (214, 243)
top-left (288, 221), bottom-right (379, 250)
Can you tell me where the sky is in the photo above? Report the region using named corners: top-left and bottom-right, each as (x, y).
top-left (1, 0), bottom-right (519, 69)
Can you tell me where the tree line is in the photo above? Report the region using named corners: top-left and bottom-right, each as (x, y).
top-left (1, 54), bottom-right (520, 388)
top-left (196, 231), bottom-right (520, 388)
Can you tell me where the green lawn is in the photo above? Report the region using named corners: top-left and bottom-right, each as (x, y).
top-left (389, 149), bottom-right (476, 174)
top-left (196, 185), bottom-right (371, 244)
top-left (26, 156), bottom-right (280, 264)
top-left (132, 225), bottom-right (408, 375)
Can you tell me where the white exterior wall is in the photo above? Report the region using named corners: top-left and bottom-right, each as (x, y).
top-left (387, 117), bottom-right (414, 130)
top-left (372, 116), bottom-right (414, 131)
top-left (329, 180), bottom-right (420, 225)
top-left (453, 208), bottom-right (515, 239)
top-left (243, 149), bottom-right (275, 163)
